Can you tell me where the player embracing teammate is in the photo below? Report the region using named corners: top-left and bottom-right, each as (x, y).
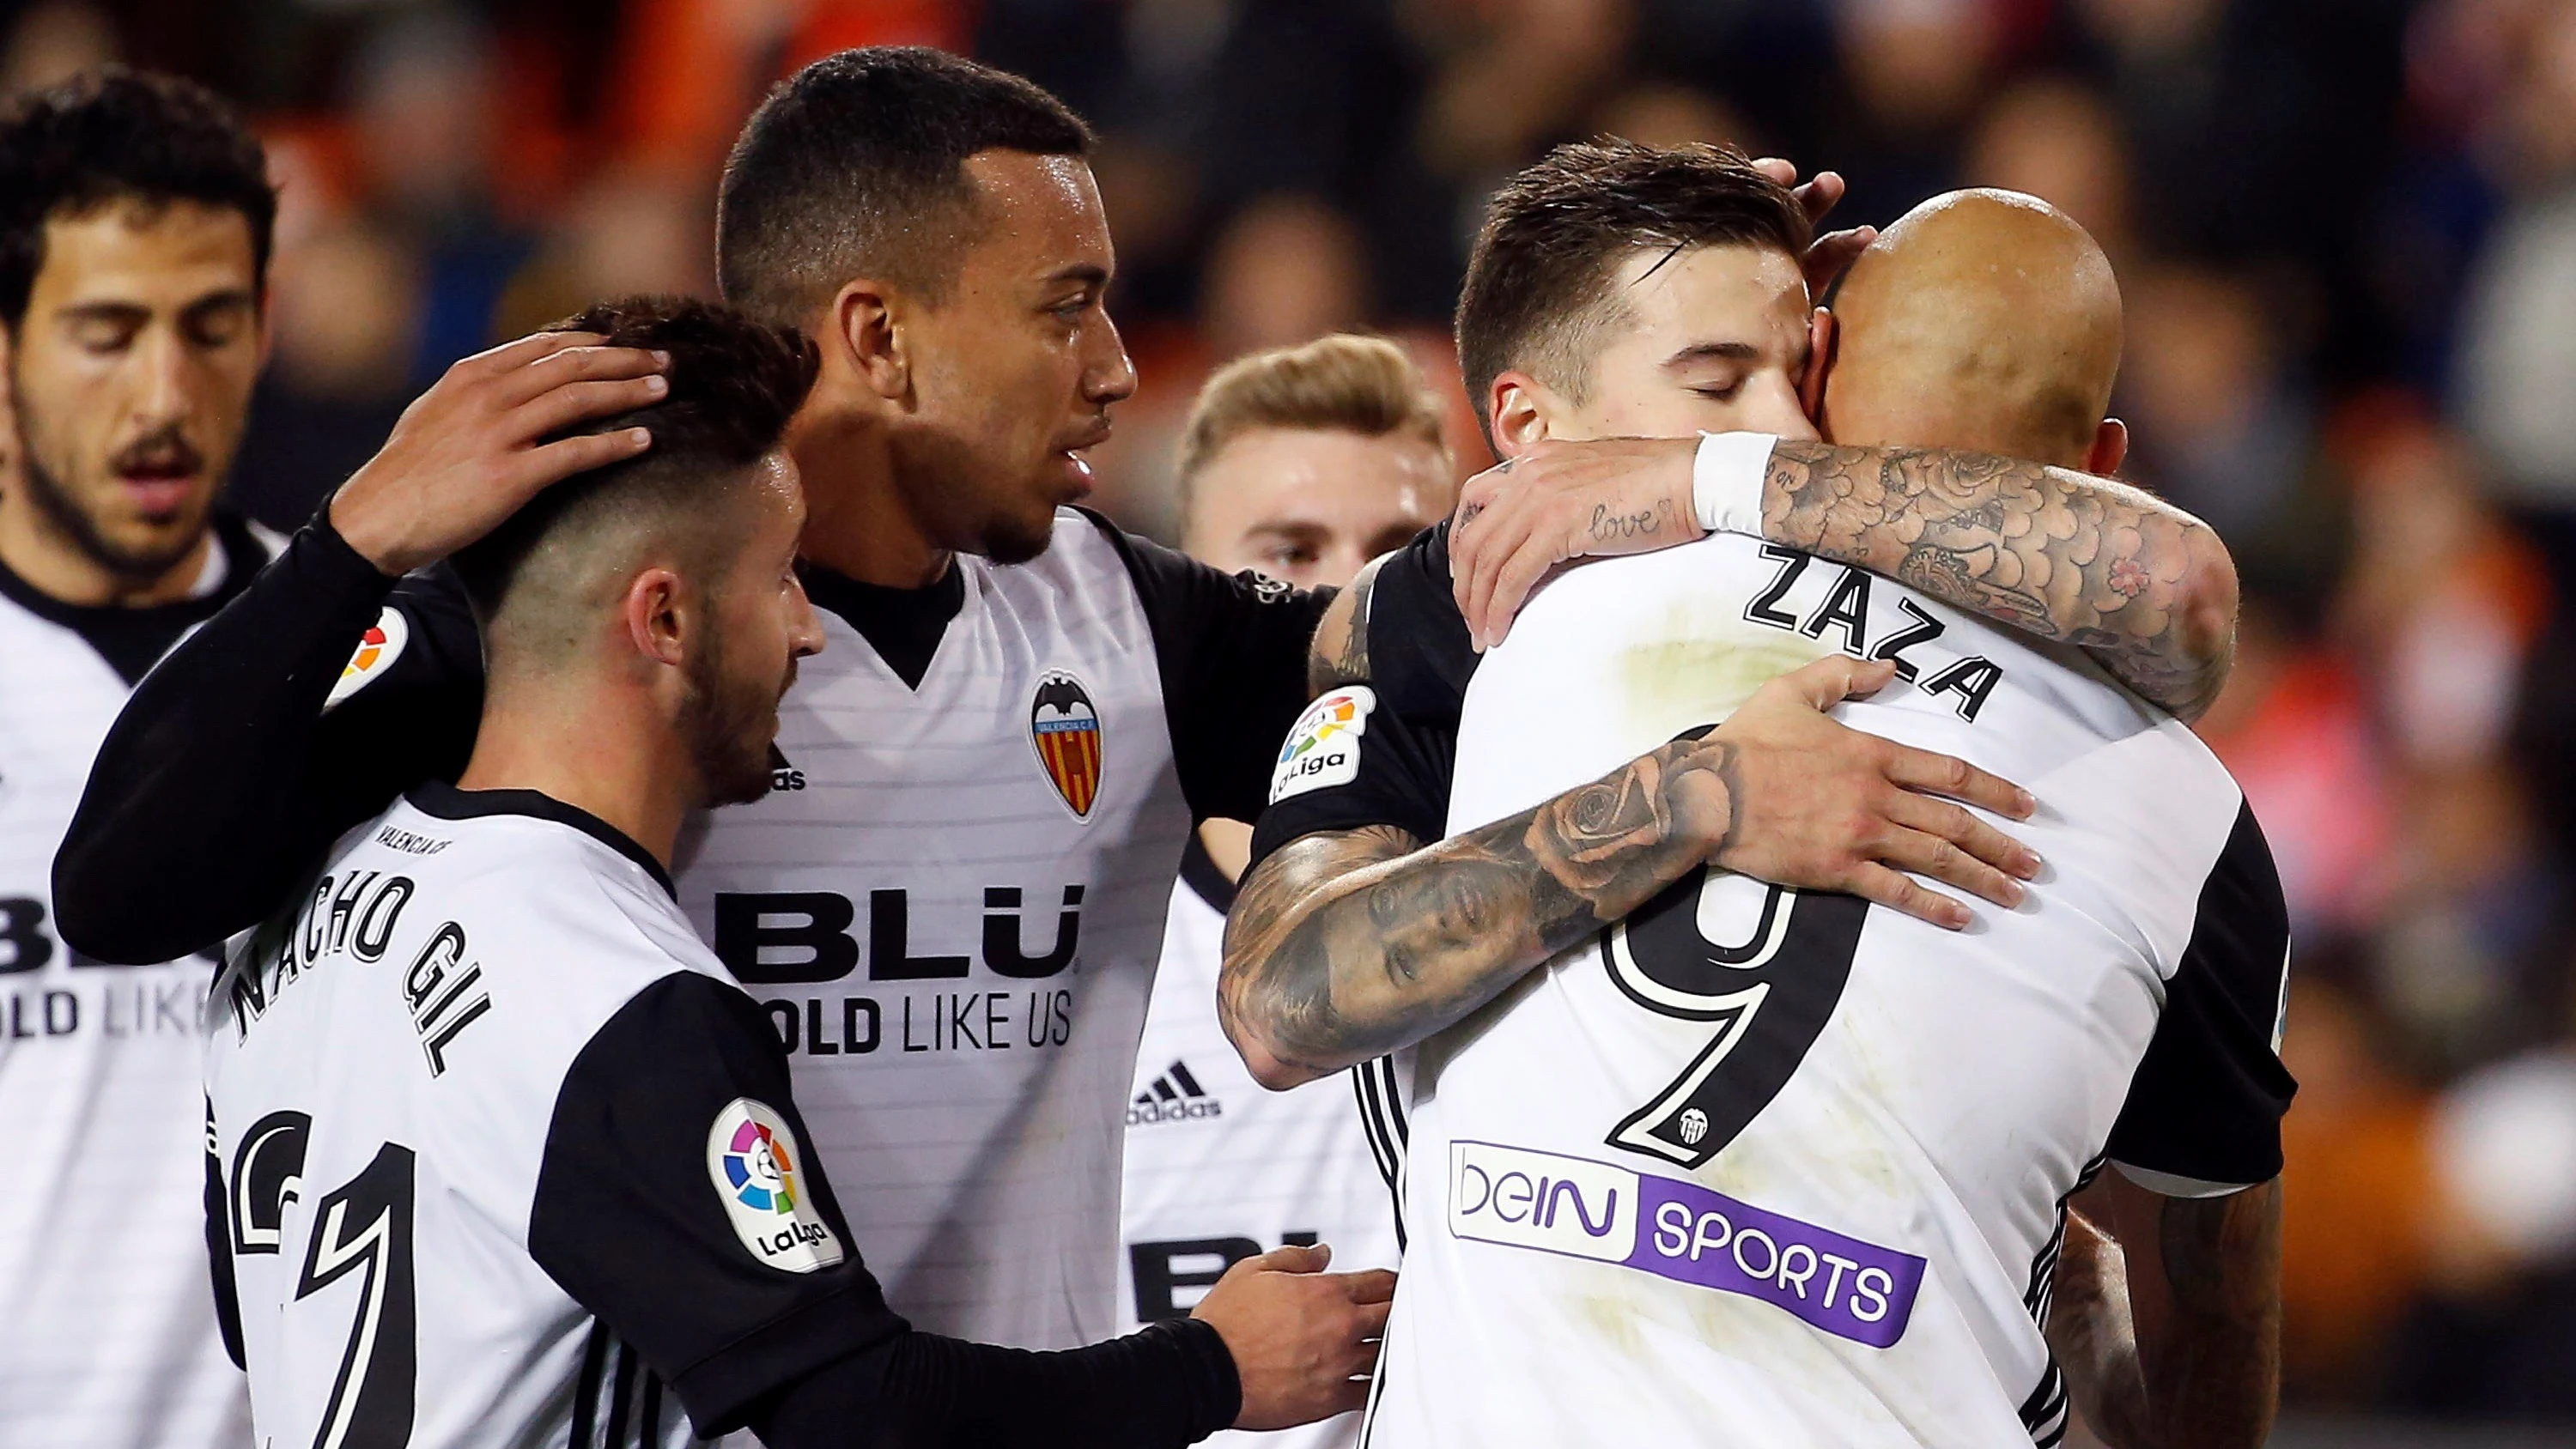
top-left (44, 45), bottom-right (2278, 1449)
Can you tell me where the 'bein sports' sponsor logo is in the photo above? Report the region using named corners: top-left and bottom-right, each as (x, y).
top-left (1447, 1140), bottom-right (1925, 1349)
top-left (706, 1098), bottom-right (844, 1273)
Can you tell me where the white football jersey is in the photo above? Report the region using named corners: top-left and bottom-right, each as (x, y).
top-left (669, 509), bottom-right (1316, 1349)
top-left (1117, 840), bottom-right (1403, 1449)
top-left (1251, 527), bottom-right (2294, 1449)
top-left (206, 785), bottom-right (902, 1449)
top-left (0, 515), bottom-right (275, 1449)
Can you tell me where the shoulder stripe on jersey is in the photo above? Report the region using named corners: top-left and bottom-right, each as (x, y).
top-left (2020, 1361), bottom-right (2070, 1447)
top-left (603, 1340), bottom-right (639, 1449)
top-left (1354, 1056), bottom-right (1410, 1252)
top-left (571, 1324), bottom-right (610, 1449)
top-left (637, 1373), bottom-right (665, 1447)
top-left (2024, 1152), bottom-right (2107, 1322)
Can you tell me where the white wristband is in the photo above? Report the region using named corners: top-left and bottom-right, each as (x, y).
top-left (1691, 431), bottom-right (1779, 537)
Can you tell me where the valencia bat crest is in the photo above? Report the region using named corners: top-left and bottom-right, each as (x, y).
top-left (1030, 670), bottom-right (1103, 819)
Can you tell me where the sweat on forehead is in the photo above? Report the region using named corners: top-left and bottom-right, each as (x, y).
top-left (1455, 139), bottom-right (1810, 409)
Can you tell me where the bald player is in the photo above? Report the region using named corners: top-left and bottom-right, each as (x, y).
top-left (1227, 185), bottom-right (2290, 1448)
top-left (1816, 189), bottom-right (2285, 1449)
top-left (1811, 188), bottom-right (2129, 481)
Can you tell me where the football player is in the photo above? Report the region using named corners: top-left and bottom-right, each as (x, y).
top-left (64, 54), bottom-right (2218, 1358)
top-left (206, 297), bottom-right (1392, 1449)
top-left (0, 68), bottom-right (275, 1449)
top-left (1221, 157), bottom-right (2284, 1448)
top-left (1119, 334), bottom-right (1445, 1449)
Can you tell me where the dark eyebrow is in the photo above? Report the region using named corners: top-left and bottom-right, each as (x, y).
top-left (182, 288), bottom-right (258, 316)
top-left (1662, 341), bottom-right (1761, 369)
top-left (1046, 264), bottom-right (1109, 290)
top-left (57, 300), bottom-right (150, 325)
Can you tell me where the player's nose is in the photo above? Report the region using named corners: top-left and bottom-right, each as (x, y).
top-left (787, 575), bottom-right (825, 658)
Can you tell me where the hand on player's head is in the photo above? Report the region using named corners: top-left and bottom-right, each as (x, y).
top-left (328, 330), bottom-right (668, 576)
top-left (1747, 157), bottom-right (1879, 301)
top-left (1702, 655), bottom-right (2042, 931)
top-left (1191, 1241), bottom-right (1394, 1431)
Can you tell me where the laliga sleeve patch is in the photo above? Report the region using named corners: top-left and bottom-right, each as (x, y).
top-left (323, 607), bottom-right (410, 712)
top-left (1270, 686), bottom-right (1376, 804)
top-left (706, 1098), bottom-right (845, 1273)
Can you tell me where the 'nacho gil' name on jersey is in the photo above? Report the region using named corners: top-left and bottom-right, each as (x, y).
top-left (714, 885), bottom-right (1087, 1058)
top-left (225, 866), bottom-right (493, 1074)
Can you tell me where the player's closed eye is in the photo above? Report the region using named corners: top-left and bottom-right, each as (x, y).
top-left (69, 314), bottom-right (143, 354)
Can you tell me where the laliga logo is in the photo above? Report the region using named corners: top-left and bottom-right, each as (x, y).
top-left (707, 1099), bottom-right (844, 1273)
top-left (324, 608), bottom-right (409, 711)
top-left (721, 1118), bottom-right (801, 1214)
top-left (1270, 687), bottom-right (1376, 804)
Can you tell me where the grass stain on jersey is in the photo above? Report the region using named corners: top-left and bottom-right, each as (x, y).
top-left (1618, 609), bottom-right (1827, 742)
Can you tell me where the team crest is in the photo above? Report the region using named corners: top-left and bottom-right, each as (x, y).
top-left (323, 607), bottom-right (410, 712)
top-left (1030, 671), bottom-right (1103, 819)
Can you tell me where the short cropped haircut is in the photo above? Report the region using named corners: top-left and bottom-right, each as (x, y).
top-left (449, 297), bottom-right (818, 646)
top-left (716, 46), bottom-right (1094, 326)
top-left (1455, 141), bottom-right (1809, 414)
top-left (1177, 334), bottom-right (1451, 523)
top-left (0, 67), bottom-right (276, 329)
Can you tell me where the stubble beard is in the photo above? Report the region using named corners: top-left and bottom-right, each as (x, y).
top-left (681, 623), bottom-right (793, 809)
top-left (9, 387), bottom-right (210, 585)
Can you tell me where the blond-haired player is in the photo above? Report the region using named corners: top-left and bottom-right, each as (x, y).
top-left (1121, 335), bottom-right (1449, 1449)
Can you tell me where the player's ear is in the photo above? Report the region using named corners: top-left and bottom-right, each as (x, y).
top-left (622, 567), bottom-right (690, 670)
top-left (1800, 307), bottom-right (1838, 426)
top-left (2088, 417), bottom-right (2129, 476)
top-left (1488, 371), bottom-right (1555, 459)
top-left (827, 278), bottom-right (908, 403)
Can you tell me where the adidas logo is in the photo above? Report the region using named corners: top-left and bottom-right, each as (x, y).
top-left (1127, 1059), bottom-right (1223, 1126)
top-left (768, 743), bottom-right (805, 793)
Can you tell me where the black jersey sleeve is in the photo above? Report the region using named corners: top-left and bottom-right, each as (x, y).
top-left (533, 972), bottom-right (1238, 1446)
top-left (2104, 801), bottom-right (2299, 1193)
top-left (52, 514), bottom-right (483, 964)
top-left (1246, 523), bottom-right (1476, 868)
top-left (1079, 509), bottom-right (1335, 826)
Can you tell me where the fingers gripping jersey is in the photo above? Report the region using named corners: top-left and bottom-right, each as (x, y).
top-left (1252, 529), bottom-right (2295, 1449)
top-left (1115, 842), bottom-right (1402, 1449)
top-left (205, 785), bottom-right (906, 1449)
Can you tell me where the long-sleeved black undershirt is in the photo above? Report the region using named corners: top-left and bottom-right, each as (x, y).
top-left (55, 509), bottom-right (1327, 965)
top-left (741, 1318), bottom-right (1240, 1449)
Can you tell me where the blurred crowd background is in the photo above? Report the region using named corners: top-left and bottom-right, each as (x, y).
top-left (8, 0), bottom-right (2576, 1434)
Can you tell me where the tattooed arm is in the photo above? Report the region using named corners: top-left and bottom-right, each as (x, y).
top-left (1755, 441), bottom-right (2238, 721)
top-left (2052, 1173), bottom-right (2283, 1449)
top-left (1221, 655), bottom-right (2039, 1088)
top-left (2044, 1206), bottom-right (2156, 1449)
top-left (1445, 436), bottom-right (2239, 720)
top-left (1305, 555), bottom-right (1382, 697)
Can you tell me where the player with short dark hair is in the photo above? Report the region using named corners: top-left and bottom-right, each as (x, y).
top-left (717, 46), bottom-right (1094, 327)
top-left (65, 55), bottom-right (2197, 1360)
top-left (1452, 140), bottom-right (1813, 436)
top-left (207, 296), bottom-right (1391, 1449)
top-left (0, 65), bottom-right (279, 1449)
top-left (1222, 179), bottom-right (2287, 1447)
